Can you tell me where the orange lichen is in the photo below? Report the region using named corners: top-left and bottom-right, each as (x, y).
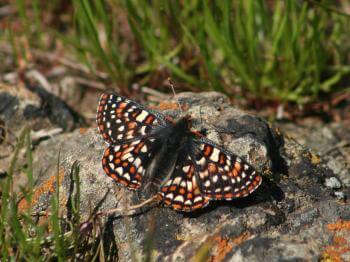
top-left (207, 232), bottom-right (251, 262)
top-left (327, 220), bottom-right (350, 231)
top-left (151, 102), bottom-right (179, 110)
top-left (79, 127), bottom-right (88, 134)
top-left (18, 168), bottom-right (65, 212)
top-left (322, 220), bottom-right (350, 262)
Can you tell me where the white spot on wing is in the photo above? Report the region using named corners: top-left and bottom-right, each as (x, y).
top-left (123, 173), bottom-right (130, 181)
top-left (121, 153), bottom-right (131, 160)
top-left (185, 200), bottom-right (192, 205)
top-left (140, 126), bottom-right (147, 134)
top-left (136, 111), bottom-right (148, 122)
top-left (174, 195), bottom-right (184, 202)
top-left (210, 148), bottom-right (220, 162)
top-left (173, 176), bottom-right (182, 185)
top-left (182, 165), bottom-right (190, 173)
top-left (141, 145), bottom-right (147, 153)
top-left (134, 158), bottom-right (141, 167)
top-left (166, 193), bottom-right (174, 200)
top-left (196, 157), bottom-right (206, 166)
top-left (224, 186), bottom-right (231, 191)
top-left (187, 181), bottom-right (193, 190)
top-left (194, 196), bottom-right (202, 203)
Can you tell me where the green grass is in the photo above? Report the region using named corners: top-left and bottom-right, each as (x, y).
top-left (0, 127), bottom-right (103, 260)
top-left (3, 0), bottom-right (349, 105)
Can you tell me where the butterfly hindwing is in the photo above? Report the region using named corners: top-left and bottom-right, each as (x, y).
top-left (102, 138), bottom-right (158, 189)
top-left (194, 138), bottom-right (262, 200)
top-left (97, 93), bottom-right (166, 144)
top-left (158, 155), bottom-right (209, 212)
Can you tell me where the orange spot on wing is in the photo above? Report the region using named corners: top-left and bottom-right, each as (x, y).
top-left (134, 142), bottom-right (144, 153)
top-left (248, 185), bottom-right (254, 192)
top-left (104, 148), bottom-right (110, 156)
top-left (172, 203), bottom-right (182, 210)
top-left (179, 188), bottom-right (186, 195)
top-left (122, 162), bottom-right (128, 167)
top-left (219, 154), bottom-right (226, 165)
top-left (114, 158), bottom-right (121, 164)
top-left (110, 174), bottom-right (118, 181)
top-left (204, 145), bottom-right (213, 157)
top-left (215, 194), bottom-right (223, 199)
top-left (131, 112), bottom-right (139, 118)
top-left (128, 122), bottom-right (137, 129)
top-left (119, 102), bottom-right (127, 108)
top-left (145, 115), bottom-right (155, 124)
top-left (232, 168), bottom-right (239, 177)
top-left (234, 162), bottom-right (241, 173)
top-left (224, 193), bottom-right (234, 198)
top-left (170, 185), bottom-right (177, 191)
top-left (130, 166), bottom-right (136, 174)
top-left (115, 151), bottom-right (122, 158)
top-left (193, 203), bottom-right (204, 209)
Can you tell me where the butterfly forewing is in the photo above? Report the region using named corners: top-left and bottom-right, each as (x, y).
top-left (158, 156), bottom-right (209, 212)
top-left (97, 93), bottom-right (166, 144)
top-left (194, 138), bottom-right (262, 200)
top-left (102, 138), bottom-right (158, 189)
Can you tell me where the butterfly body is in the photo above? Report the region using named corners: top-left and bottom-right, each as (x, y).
top-left (97, 93), bottom-right (262, 212)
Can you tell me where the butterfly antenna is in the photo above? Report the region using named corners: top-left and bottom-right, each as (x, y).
top-left (168, 77), bottom-right (183, 115)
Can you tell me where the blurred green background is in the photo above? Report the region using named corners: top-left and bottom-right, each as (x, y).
top-left (1, 0), bottom-right (349, 105)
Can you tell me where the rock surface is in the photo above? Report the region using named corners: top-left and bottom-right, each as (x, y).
top-left (13, 92), bottom-right (350, 261)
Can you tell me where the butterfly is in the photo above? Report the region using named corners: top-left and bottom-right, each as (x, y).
top-left (96, 93), bottom-right (262, 212)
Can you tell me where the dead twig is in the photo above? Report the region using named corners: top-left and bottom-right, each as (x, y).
top-left (31, 128), bottom-right (63, 142)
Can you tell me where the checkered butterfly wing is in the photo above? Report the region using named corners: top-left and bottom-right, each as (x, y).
top-left (102, 137), bottom-right (161, 189)
top-left (97, 93), bottom-right (166, 144)
top-left (194, 138), bottom-right (262, 200)
top-left (158, 155), bottom-right (210, 212)
top-left (97, 93), bottom-right (166, 189)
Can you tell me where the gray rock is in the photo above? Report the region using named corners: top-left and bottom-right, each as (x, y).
top-left (24, 92), bottom-right (349, 261)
